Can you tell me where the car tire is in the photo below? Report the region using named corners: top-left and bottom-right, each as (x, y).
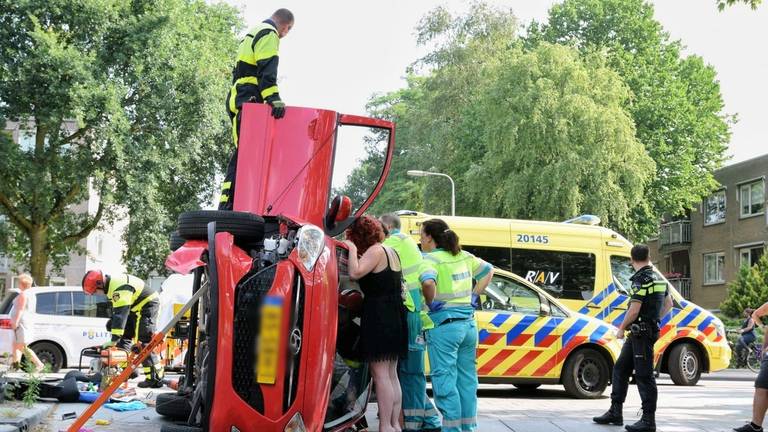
top-left (562, 348), bottom-right (610, 399)
top-left (177, 210), bottom-right (265, 243)
top-left (156, 393), bottom-right (192, 421)
top-left (668, 343), bottom-right (702, 386)
top-left (159, 424), bottom-right (202, 432)
top-left (29, 341), bottom-right (64, 372)
top-left (513, 383), bottom-right (541, 391)
top-left (170, 231), bottom-right (185, 251)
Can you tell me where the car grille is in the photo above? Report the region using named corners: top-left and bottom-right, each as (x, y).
top-left (283, 271), bottom-right (304, 411)
top-left (232, 264), bottom-right (277, 413)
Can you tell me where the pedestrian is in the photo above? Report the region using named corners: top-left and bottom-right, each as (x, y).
top-left (11, 273), bottom-right (44, 372)
top-left (419, 219), bottom-right (493, 432)
top-left (81, 270), bottom-right (164, 388)
top-left (593, 244), bottom-right (673, 432)
top-left (218, 8), bottom-right (294, 210)
top-left (733, 303), bottom-right (768, 432)
top-left (344, 215), bottom-right (409, 432)
top-left (736, 308), bottom-right (757, 367)
top-left (380, 213), bottom-right (441, 432)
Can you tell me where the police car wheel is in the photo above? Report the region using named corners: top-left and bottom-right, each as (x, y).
top-left (29, 341), bottom-right (64, 372)
top-left (562, 348), bottom-right (609, 399)
top-left (668, 343), bottom-right (702, 386)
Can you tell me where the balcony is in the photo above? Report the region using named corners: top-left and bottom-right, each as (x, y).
top-left (660, 220), bottom-right (692, 247)
top-left (669, 277), bottom-right (692, 300)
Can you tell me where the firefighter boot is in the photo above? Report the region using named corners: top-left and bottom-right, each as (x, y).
top-left (138, 364), bottom-right (164, 388)
top-left (625, 412), bottom-right (655, 432)
top-left (593, 402), bottom-right (623, 426)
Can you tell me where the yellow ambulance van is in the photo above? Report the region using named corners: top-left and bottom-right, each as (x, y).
top-left (398, 211), bottom-right (730, 385)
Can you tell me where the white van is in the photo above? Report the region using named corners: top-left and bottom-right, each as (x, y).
top-left (0, 286), bottom-right (111, 371)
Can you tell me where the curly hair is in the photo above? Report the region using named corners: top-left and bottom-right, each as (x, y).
top-left (346, 215), bottom-right (385, 255)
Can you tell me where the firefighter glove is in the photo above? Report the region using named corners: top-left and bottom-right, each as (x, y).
top-left (101, 340), bottom-right (116, 349)
top-left (266, 96), bottom-right (286, 119)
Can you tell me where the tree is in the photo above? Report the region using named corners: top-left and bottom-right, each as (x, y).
top-left (341, 5), bottom-right (655, 238)
top-left (0, 0), bottom-right (240, 282)
top-left (528, 0), bottom-right (732, 238)
top-left (716, 0), bottom-right (762, 11)
top-left (721, 254), bottom-right (768, 317)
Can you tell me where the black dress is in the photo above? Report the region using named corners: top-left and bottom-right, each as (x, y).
top-left (358, 246), bottom-right (408, 362)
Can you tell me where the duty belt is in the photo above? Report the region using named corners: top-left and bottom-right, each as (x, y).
top-left (438, 317), bottom-right (471, 327)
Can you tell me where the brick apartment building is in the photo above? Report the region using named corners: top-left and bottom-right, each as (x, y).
top-left (648, 153), bottom-right (768, 309)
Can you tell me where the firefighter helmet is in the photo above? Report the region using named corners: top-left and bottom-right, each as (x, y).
top-left (81, 270), bottom-right (105, 295)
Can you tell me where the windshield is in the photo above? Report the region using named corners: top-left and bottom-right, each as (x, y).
top-left (610, 255), bottom-right (681, 300)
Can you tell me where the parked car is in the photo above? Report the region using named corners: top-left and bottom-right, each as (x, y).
top-left (0, 286), bottom-right (111, 372)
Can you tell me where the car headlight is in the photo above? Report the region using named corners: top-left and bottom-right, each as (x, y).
top-left (296, 225), bottom-right (326, 271)
top-left (713, 316), bottom-right (726, 339)
top-left (284, 412), bottom-right (306, 432)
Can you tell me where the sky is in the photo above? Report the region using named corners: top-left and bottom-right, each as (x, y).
top-left (223, 0), bottom-right (767, 184)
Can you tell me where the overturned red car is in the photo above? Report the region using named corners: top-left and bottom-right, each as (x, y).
top-left (159, 103), bottom-right (395, 432)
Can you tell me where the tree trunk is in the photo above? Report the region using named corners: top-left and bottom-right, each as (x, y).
top-left (29, 225), bottom-right (49, 284)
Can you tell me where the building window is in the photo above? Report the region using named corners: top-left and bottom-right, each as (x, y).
top-left (17, 130), bottom-right (36, 152)
top-left (704, 190), bottom-right (726, 225)
top-left (740, 180), bottom-right (765, 218)
top-left (740, 245), bottom-right (765, 268)
top-left (704, 252), bottom-right (725, 284)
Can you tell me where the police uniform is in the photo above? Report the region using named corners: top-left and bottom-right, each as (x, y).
top-left (598, 265), bottom-right (666, 431)
top-left (383, 231), bottom-right (441, 432)
top-left (421, 249), bottom-right (492, 432)
top-left (106, 274), bottom-right (163, 384)
top-left (219, 19), bottom-right (283, 210)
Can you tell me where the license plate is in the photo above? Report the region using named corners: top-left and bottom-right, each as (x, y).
top-left (257, 296), bottom-right (283, 384)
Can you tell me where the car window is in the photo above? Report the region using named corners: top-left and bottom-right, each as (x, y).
top-left (0, 292), bottom-right (19, 314)
top-left (56, 292), bottom-right (74, 315)
top-left (35, 292), bottom-right (74, 316)
top-left (73, 292), bottom-right (111, 318)
top-left (484, 276), bottom-right (541, 315)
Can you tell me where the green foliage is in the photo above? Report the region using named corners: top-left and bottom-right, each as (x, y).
top-left (0, 0), bottom-right (240, 280)
top-left (340, 4), bottom-right (654, 238)
top-left (528, 0), bottom-right (731, 238)
top-left (21, 362), bottom-right (48, 408)
top-left (717, 0), bottom-right (762, 10)
top-left (721, 253), bottom-right (768, 317)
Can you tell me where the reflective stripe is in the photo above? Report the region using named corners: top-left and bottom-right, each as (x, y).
top-left (451, 271), bottom-right (471, 281)
top-left (424, 254), bottom-right (440, 263)
top-left (221, 181), bottom-right (232, 189)
top-left (425, 407), bottom-right (438, 416)
top-left (234, 76), bottom-right (259, 86)
top-left (462, 417), bottom-right (477, 424)
top-left (111, 328), bottom-right (124, 336)
top-left (435, 289), bottom-right (472, 301)
top-left (443, 302), bottom-right (471, 308)
top-left (443, 419), bottom-right (462, 427)
top-left (402, 263), bottom-right (421, 276)
top-left (219, 195), bottom-right (229, 203)
top-left (131, 291), bottom-right (159, 312)
top-left (404, 422), bottom-right (421, 430)
top-left (261, 85), bottom-right (278, 99)
top-left (403, 409), bottom-right (424, 416)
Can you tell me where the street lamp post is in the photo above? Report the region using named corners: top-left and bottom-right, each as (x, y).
top-left (407, 170), bottom-right (456, 216)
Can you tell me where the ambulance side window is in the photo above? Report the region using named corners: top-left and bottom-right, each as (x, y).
top-left (509, 248), bottom-right (596, 301)
top-left (462, 246), bottom-right (511, 270)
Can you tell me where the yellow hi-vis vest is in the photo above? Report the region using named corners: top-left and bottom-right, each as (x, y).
top-left (383, 232), bottom-right (436, 330)
top-left (106, 274), bottom-right (156, 312)
top-left (423, 250), bottom-right (477, 307)
top-left (229, 21), bottom-right (280, 112)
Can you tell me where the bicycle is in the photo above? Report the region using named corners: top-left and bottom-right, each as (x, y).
top-left (728, 329), bottom-right (763, 373)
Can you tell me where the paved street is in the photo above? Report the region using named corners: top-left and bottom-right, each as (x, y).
top-left (34, 369), bottom-right (757, 431)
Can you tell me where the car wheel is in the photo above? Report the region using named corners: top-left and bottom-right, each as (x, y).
top-left (562, 348), bottom-right (609, 399)
top-left (513, 383), bottom-right (541, 391)
top-left (668, 343), bottom-right (702, 386)
top-left (177, 210), bottom-right (265, 244)
top-left (156, 393), bottom-right (192, 421)
top-left (170, 231), bottom-right (185, 251)
top-left (30, 341), bottom-right (64, 372)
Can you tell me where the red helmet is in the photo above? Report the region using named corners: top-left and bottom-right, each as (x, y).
top-left (81, 270), bottom-right (105, 295)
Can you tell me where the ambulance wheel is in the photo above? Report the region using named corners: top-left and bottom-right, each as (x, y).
top-left (156, 393), bottom-right (192, 421)
top-left (562, 348), bottom-right (609, 399)
top-left (160, 424), bottom-right (202, 432)
top-left (513, 383), bottom-right (541, 391)
top-left (668, 343), bottom-right (701, 386)
top-left (177, 210), bottom-right (265, 243)
top-left (29, 341), bottom-right (64, 372)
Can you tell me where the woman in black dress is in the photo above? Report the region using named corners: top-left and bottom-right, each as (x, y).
top-left (344, 215), bottom-right (408, 432)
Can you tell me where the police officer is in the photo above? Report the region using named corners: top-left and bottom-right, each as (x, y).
top-left (593, 245), bottom-right (673, 431)
top-left (420, 219), bottom-right (493, 432)
top-left (380, 214), bottom-right (441, 432)
top-left (81, 270), bottom-right (164, 388)
top-left (219, 8), bottom-right (294, 210)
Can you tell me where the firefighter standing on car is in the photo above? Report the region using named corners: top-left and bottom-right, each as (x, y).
top-left (219, 8), bottom-right (294, 210)
top-left (593, 245), bottom-right (673, 432)
top-left (81, 270), bottom-right (164, 388)
top-left (419, 219), bottom-right (493, 432)
top-left (380, 214), bottom-right (442, 432)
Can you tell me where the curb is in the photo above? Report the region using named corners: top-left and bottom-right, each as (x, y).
top-left (0, 403), bottom-right (53, 431)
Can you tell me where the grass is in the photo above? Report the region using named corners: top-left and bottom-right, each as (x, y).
top-left (0, 407), bottom-right (19, 418)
